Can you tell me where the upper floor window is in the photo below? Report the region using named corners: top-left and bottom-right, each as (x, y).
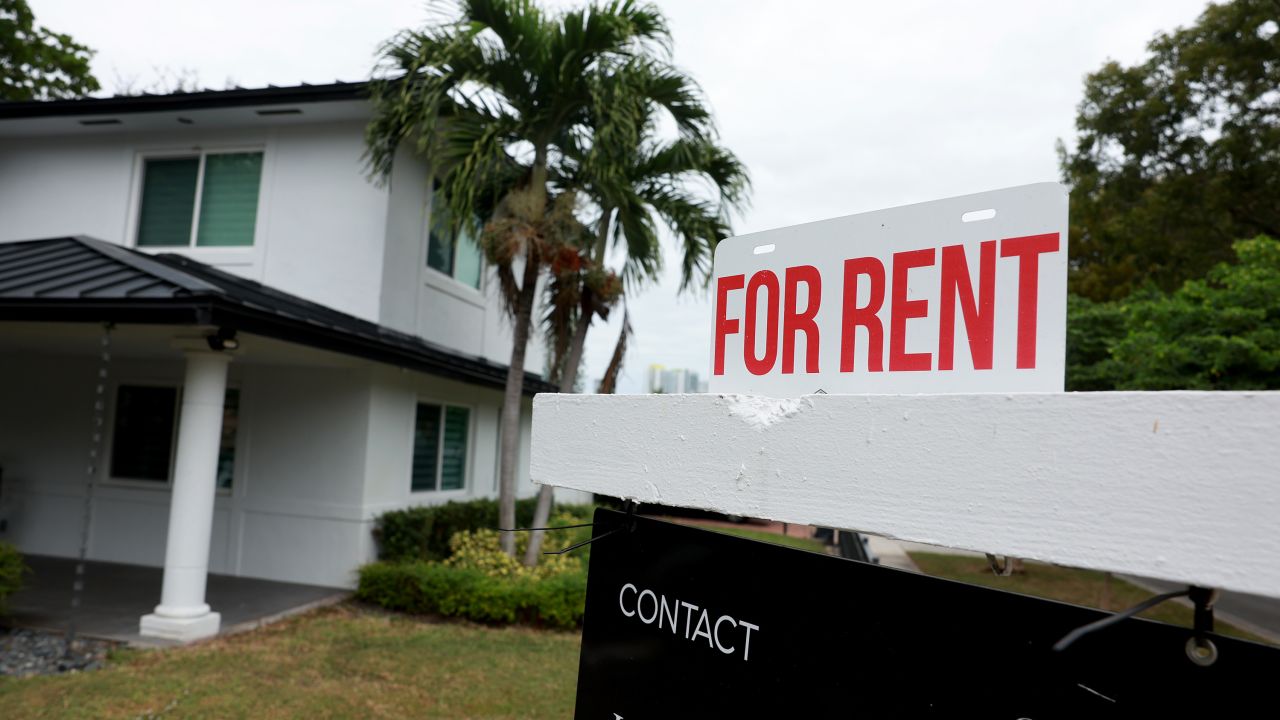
top-left (136, 151), bottom-right (264, 248)
top-left (427, 187), bottom-right (483, 289)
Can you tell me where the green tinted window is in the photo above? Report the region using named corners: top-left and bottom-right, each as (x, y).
top-left (197, 153), bottom-right (262, 247)
top-left (453, 226), bottom-right (483, 289)
top-left (216, 388), bottom-right (240, 489)
top-left (427, 191), bottom-right (455, 276)
top-left (440, 406), bottom-right (470, 490)
top-left (409, 403), bottom-right (469, 492)
top-left (411, 403), bottom-right (442, 492)
top-left (136, 158), bottom-right (199, 247)
top-left (426, 187), bottom-right (483, 289)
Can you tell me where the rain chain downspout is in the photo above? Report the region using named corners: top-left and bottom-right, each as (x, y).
top-left (65, 323), bottom-right (112, 658)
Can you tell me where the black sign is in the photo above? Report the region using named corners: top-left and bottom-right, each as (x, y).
top-left (575, 509), bottom-right (1279, 718)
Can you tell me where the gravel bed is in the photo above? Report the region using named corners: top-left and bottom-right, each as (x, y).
top-left (0, 627), bottom-right (114, 677)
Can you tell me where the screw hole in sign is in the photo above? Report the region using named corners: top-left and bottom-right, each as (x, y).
top-left (961, 208), bottom-right (997, 223)
top-left (753, 243), bottom-right (776, 255)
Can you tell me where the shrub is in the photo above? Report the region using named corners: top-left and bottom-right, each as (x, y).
top-left (374, 498), bottom-right (596, 562)
top-left (374, 498), bottom-right (538, 562)
top-left (0, 542), bottom-right (27, 612)
top-left (445, 528), bottom-right (579, 580)
top-left (355, 561), bottom-right (587, 630)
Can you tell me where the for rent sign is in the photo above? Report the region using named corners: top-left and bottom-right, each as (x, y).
top-left (710, 183), bottom-right (1068, 395)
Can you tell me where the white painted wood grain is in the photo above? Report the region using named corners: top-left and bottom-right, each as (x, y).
top-left (531, 392), bottom-right (1280, 598)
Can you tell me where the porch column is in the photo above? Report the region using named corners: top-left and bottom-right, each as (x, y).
top-left (140, 349), bottom-right (230, 641)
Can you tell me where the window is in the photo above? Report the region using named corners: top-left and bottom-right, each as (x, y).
top-left (411, 403), bottom-right (470, 492)
top-left (216, 389), bottom-right (240, 490)
top-left (136, 151), bottom-right (264, 248)
top-left (109, 386), bottom-right (178, 481)
top-left (427, 187), bottom-right (483, 289)
top-left (109, 384), bottom-right (240, 486)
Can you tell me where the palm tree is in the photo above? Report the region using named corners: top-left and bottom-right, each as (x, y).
top-left (523, 62), bottom-right (750, 563)
top-left (365, 0), bottom-right (673, 555)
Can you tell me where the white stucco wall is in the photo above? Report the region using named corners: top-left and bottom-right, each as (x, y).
top-left (0, 351), bottom-right (377, 587)
top-left (378, 149), bottom-right (548, 370)
top-left (356, 364), bottom-right (587, 566)
top-left (0, 119), bottom-right (547, 374)
top-left (0, 330), bottom-right (567, 588)
top-left (0, 122), bottom-right (388, 323)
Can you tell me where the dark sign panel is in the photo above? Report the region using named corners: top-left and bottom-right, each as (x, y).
top-left (576, 509), bottom-right (1279, 718)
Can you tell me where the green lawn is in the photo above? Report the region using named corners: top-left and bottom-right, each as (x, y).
top-left (702, 525), bottom-right (828, 553)
top-left (910, 552), bottom-right (1269, 645)
top-left (5, 547), bottom-right (1265, 719)
top-left (0, 605), bottom-right (580, 719)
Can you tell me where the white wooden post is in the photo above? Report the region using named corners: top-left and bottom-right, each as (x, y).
top-left (531, 392), bottom-right (1280, 599)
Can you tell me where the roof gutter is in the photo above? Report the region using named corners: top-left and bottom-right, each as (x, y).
top-left (0, 82), bottom-right (369, 120)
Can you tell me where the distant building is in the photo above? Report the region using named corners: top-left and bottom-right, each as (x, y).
top-left (646, 364), bottom-right (707, 394)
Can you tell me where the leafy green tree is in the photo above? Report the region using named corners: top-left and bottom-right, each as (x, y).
top-left (366, 0), bottom-right (675, 555)
top-left (1066, 236), bottom-right (1280, 390)
top-left (1, 0), bottom-right (99, 100)
top-left (1112, 236), bottom-right (1280, 389)
top-left (1060, 0), bottom-right (1280, 301)
top-left (548, 60), bottom-right (748, 396)
top-left (1064, 293), bottom-right (1125, 391)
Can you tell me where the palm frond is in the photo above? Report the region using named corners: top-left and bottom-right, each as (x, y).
top-left (640, 184), bottom-right (730, 290)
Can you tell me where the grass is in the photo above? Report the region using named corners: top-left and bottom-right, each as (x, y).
top-left (6, 547), bottom-right (1263, 718)
top-left (0, 605), bottom-right (580, 719)
top-left (702, 525), bottom-right (828, 553)
top-left (910, 552), bottom-right (1269, 644)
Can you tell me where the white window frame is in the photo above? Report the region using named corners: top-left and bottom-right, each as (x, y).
top-left (409, 398), bottom-right (475, 495)
top-left (102, 379), bottom-right (240, 495)
top-left (126, 146), bottom-right (267, 252)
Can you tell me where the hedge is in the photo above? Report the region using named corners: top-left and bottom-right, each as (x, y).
top-left (356, 561), bottom-right (586, 630)
top-left (373, 498), bottom-right (595, 562)
top-left (0, 542), bottom-right (27, 613)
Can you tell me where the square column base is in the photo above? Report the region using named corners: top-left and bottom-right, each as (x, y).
top-left (140, 611), bottom-right (221, 642)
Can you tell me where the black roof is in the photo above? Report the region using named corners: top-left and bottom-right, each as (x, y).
top-left (0, 236), bottom-right (554, 395)
top-left (0, 81), bottom-right (368, 120)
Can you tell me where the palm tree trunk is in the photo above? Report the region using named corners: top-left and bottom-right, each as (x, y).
top-left (498, 244), bottom-right (541, 556)
top-left (522, 210), bottom-right (613, 564)
top-left (597, 308), bottom-right (631, 394)
top-left (522, 289), bottom-right (594, 564)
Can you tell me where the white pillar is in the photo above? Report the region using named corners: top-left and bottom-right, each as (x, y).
top-left (140, 350), bottom-right (230, 641)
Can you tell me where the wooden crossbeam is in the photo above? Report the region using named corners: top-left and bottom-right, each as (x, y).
top-left (532, 392), bottom-right (1280, 598)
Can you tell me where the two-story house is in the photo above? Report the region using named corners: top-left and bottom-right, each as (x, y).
top-left (0, 82), bottom-right (582, 641)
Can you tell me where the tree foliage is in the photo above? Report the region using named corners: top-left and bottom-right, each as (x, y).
top-left (1067, 236), bottom-right (1280, 390)
top-left (366, 0), bottom-right (683, 557)
top-left (1060, 0), bottom-right (1280, 301)
top-left (0, 0), bottom-right (99, 101)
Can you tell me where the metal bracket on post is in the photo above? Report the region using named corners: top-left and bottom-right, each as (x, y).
top-left (1054, 584), bottom-right (1221, 667)
top-left (1186, 586), bottom-right (1219, 667)
top-left (986, 554), bottom-right (1015, 577)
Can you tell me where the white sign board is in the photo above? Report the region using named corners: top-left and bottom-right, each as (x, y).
top-left (710, 183), bottom-right (1068, 395)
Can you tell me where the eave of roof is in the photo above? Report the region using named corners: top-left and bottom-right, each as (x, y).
top-left (0, 81), bottom-right (369, 120)
top-left (0, 236), bottom-right (555, 395)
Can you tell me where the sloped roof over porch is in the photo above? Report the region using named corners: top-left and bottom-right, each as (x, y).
top-left (0, 236), bottom-right (555, 394)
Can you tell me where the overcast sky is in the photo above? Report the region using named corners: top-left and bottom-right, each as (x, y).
top-left (35, 0), bottom-right (1212, 392)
